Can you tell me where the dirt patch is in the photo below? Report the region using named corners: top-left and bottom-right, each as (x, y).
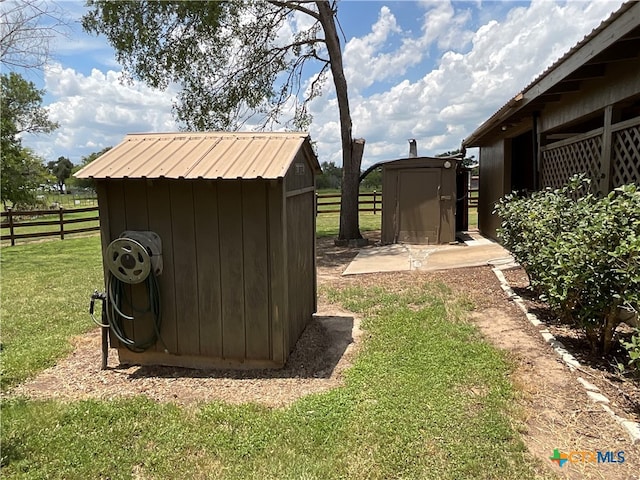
top-left (6, 232), bottom-right (640, 477)
top-left (8, 307), bottom-right (362, 408)
top-left (447, 266), bottom-right (640, 479)
top-left (502, 267), bottom-right (640, 421)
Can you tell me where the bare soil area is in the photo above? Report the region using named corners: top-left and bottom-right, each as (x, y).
top-left (502, 267), bottom-right (640, 419)
top-left (8, 305), bottom-right (362, 408)
top-left (7, 232), bottom-right (640, 478)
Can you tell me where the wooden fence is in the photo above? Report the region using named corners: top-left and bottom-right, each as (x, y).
top-left (1, 183), bottom-right (478, 245)
top-left (1, 206), bottom-right (100, 246)
top-left (316, 185), bottom-right (478, 215)
top-left (316, 191), bottom-right (382, 215)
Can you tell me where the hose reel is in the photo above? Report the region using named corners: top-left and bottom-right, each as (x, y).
top-left (106, 230), bottom-right (163, 283)
top-left (90, 231), bottom-right (167, 364)
top-left (106, 237), bottom-right (151, 284)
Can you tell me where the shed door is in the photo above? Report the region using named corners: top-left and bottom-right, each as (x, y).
top-left (396, 169), bottom-right (441, 244)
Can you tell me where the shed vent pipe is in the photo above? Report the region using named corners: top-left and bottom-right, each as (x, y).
top-left (409, 139), bottom-right (417, 157)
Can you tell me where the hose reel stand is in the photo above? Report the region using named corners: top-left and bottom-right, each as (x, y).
top-left (88, 231), bottom-right (164, 369)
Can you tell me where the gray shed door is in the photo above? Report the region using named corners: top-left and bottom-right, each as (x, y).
top-left (396, 169), bottom-right (441, 244)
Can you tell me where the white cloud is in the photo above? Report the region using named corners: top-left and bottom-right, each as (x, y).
top-left (343, 6), bottom-right (404, 93)
top-left (309, 0), bottom-right (624, 169)
top-left (22, 64), bottom-right (178, 163)
top-left (21, 0), bottom-right (626, 170)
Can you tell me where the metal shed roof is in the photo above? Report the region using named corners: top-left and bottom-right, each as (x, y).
top-left (75, 132), bottom-right (320, 180)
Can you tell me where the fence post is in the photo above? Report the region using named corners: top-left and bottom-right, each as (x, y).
top-left (373, 190), bottom-right (377, 215)
top-left (315, 192), bottom-right (319, 216)
top-left (7, 207), bottom-right (15, 246)
top-left (59, 206), bottom-right (65, 240)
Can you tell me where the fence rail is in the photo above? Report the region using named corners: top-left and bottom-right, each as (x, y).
top-left (1, 206), bottom-right (100, 246)
top-left (2, 185), bottom-right (478, 245)
top-left (316, 186), bottom-right (478, 215)
top-left (316, 191), bottom-right (382, 215)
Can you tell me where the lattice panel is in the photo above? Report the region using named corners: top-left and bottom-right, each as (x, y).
top-left (541, 135), bottom-right (602, 192)
top-left (612, 125), bottom-right (640, 187)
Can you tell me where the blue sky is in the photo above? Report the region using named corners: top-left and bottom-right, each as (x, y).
top-left (14, 0), bottom-right (626, 168)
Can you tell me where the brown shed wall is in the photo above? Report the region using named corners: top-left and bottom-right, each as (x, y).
top-left (381, 158), bottom-right (458, 244)
top-left (284, 149), bottom-right (317, 352)
top-left (97, 172), bottom-right (315, 369)
top-left (477, 139), bottom-right (510, 240)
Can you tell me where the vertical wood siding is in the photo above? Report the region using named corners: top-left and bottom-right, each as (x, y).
top-left (267, 181), bottom-right (287, 365)
top-left (169, 181), bottom-right (200, 354)
top-left (193, 181), bottom-right (223, 358)
top-left (242, 181), bottom-right (271, 360)
top-left (478, 141), bottom-right (509, 240)
top-left (146, 180), bottom-right (177, 353)
top-left (217, 181), bottom-right (246, 360)
top-left (285, 151), bottom-right (314, 191)
top-left (99, 174), bottom-right (315, 368)
top-left (285, 191), bottom-right (315, 352)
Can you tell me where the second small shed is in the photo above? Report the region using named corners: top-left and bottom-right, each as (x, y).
top-left (381, 157), bottom-right (459, 244)
top-left (76, 132), bottom-right (321, 369)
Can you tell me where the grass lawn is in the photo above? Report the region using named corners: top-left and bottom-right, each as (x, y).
top-left (0, 236), bottom-right (104, 390)
top-left (316, 212), bottom-right (381, 238)
top-left (1, 220), bottom-right (542, 479)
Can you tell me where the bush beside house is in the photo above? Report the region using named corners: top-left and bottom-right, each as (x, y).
top-left (495, 176), bottom-right (640, 366)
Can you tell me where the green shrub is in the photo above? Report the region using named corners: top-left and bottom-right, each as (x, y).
top-left (620, 329), bottom-right (640, 373)
top-left (495, 177), bottom-right (640, 356)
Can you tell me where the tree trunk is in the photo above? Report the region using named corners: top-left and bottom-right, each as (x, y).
top-left (316, 1), bottom-right (363, 241)
top-left (602, 310), bottom-right (620, 355)
top-left (340, 138), bottom-right (365, 240)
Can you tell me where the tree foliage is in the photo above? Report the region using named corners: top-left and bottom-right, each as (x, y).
top-left (68, 146), bottom-right (112, 191)
top-left (1, 72), bottom-right (57, 136)
top-left (1, 147), bottom-right (49, 210)
top-left (1, 72), bottom-right (58, 208)
top-left (360, 167), bottom-right (382, 191)
top-left (83, 0), bottom-right (364, 240)
top-left (316, 161), bottom-right (341, 190)
top-left (83, 0), bottom-right (326, 131)
top-left (47, 156), bottom-right (73, 192)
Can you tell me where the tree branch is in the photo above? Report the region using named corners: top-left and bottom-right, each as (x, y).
top-left (267, 1), bottom-right (320, 20)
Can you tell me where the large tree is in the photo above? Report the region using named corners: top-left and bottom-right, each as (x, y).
top-left (68, 146), bottom-right (112, 190)
top-left (82, 0), bottom-right (364, 241)
top-left (1, 72), bottom-right (58, 208)
top-left (47, 155), bottom-right (73, 193)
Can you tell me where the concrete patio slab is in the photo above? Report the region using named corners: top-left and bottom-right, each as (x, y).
top-left (341, 244), bottom-right (413, 275)
top-left (418, 243), bottom-right (513, 271)
top-left (342, 231), bottom-right (514, 275)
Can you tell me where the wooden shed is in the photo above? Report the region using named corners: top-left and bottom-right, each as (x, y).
top-left (75, 132), bottom-right (321, 369)
top-left (463, 1), bottom-right (640, 240)
top-left (381, 157), bottom-right (459, 244)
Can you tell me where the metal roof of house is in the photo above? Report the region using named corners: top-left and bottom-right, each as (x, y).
top-left (462, 1), bottom-right (640, 147)
top-left (75, 132), bottom-right (320, 180)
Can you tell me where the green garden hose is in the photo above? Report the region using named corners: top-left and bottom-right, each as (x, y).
top-left (106, 270), bottom-right (168, 353)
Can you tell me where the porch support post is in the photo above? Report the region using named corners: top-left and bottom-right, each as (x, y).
top-left (600, 105), bottom-right (614, 195)
top-left (532, 112), bottom-right (541, 191)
